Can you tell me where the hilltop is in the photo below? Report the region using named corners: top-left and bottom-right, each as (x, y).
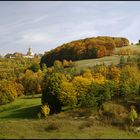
top-left (40, 36), bottom-right (129, 67)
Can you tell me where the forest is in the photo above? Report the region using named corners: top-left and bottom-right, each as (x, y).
top-left (40, 36), bottom-right (129, 67)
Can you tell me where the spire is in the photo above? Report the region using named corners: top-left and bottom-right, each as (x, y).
top-left (26, 45), bottom-right (34, 56)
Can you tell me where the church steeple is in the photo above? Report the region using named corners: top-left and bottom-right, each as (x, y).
top-left (27, 46), bottom-right (34, 56)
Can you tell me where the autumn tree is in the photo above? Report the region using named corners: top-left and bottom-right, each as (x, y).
top-left (119, 65), bottom-right (140, 98)
top-left (28, 62), bottom-right (40, 72)
top-left (41, 72), bottom-right (67, 113)
top-left (20, 70), bottom-right (43, 96)
top-left (40, 36), bottom-right (130, 67)
top-left (59, 81), bottom-right (77, 106)
top-left (120, 56), bottom-right (126, 65)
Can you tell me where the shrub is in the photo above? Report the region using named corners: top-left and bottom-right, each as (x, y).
top-left (103, 102), bottom-right (127, 119)
top-left (79, 90), bottom-right (98, 109)
top-left (0, 80), bottom-right (23, 105)
top-left (62, 59), bottom-right (74, 68)
top-left (53, 60), bottom-right (63, 72)
top-left (0, 92), bottom-right (15, 105)
top-left (120, 56), bottom-right (126, 65)
top-left (28, 62), bottom-right (40, 72)
top-left (130, 106), bottom-right (138, 123)
top-left (40, 105), bottom-right (50, 118)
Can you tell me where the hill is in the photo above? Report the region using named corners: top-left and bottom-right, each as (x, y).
top-left (40, 36), bottom-right (129, 67)
top-left (74, 44), bottom-right (140, 70)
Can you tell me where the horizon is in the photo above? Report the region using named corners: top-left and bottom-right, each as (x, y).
top-left (0, 1), bottom-right (140, 55)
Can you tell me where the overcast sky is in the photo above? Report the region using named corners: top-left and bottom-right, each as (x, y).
top-left (0, 1), bottom-right (140, 55)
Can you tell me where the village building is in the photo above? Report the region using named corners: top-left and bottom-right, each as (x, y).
top-left (23, 47), bottom-right (34, 58)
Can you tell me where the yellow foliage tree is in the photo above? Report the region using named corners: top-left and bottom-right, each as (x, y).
top-left (59, 81), bottom-right (77, 106)
top-left (82, 68), bottom-right (93, 80)
top-left (93, 73), bottom-right (107, 84)
top-left (108, 64), bottom-right (120, 83)
top-left (97, 65), bottom-right (107, 76)
top-left (72, 76), bottom-right (92, 97)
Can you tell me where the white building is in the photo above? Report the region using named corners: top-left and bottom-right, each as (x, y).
top-left (23, 47), bottom-right (34, 58)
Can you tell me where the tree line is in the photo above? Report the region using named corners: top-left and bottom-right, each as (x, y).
top-left (40, 36), bottom-right (129, 67)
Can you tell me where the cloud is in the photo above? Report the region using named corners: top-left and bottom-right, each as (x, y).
top-left (22, 33), bottom-right (48, 43)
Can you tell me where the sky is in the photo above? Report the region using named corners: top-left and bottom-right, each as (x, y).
top-left (0, 1), bottom-right (140, 56)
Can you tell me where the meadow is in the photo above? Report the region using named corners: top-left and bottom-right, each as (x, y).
top-left (0, 95), bottom-right (140, 139)
top-left (75, 45), bottom-right (140, 70)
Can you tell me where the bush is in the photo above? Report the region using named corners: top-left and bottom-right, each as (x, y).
top-left (130, 106), bottom-right (138, 123)
top-left (103, 102), bottom-right (128, 119)
top-left (0, 92), bottom-right (15, 105)
top-left (0, 80), bottom-right (23, 105)
top-left (28, 62), bottom-right (40, 72)
top-left (40, 105), bottom-right (50, 118)
top-left (79, 90), bottom-right (98, 109)
top-left (41, 72), bottom-right (66, 114)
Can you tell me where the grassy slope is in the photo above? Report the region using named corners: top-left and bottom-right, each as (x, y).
top-left (74, 45), bottom-right (140, 70)
top-left (0, 96), bottom-right (140, 139)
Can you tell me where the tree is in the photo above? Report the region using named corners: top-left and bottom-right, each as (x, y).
top-left (4, 53), bottom-right (13, 58)
top-left (59, 81), bottom-right (77, 106)
top-left (120, 56), bottom-right (126, 65)
top-left (28, 62), bottom-right (40, 72)
top-left (119, 65), bottom-right (140, 98)
top-left (72, 76), bottom-right (92, 100)
top-left (127, 56), bottom-right (131, 63)
top-left (107, 64), bottom-right (120, 82)
top-left (0, 80), bottom-right (24, 105)
top-left (40, 36), bottom-right (130, 67)
top-left (21, 70), bottom-right (43, 96)
top-left (53, 60), bottom-right (63, 72)
top-left (41, 72), bottom-right (66, 114)
top-left (83, 82), bottom-right (112, 109)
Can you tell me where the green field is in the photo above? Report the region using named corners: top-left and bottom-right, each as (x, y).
top-left (0, 95), bottom-right (140, 139)
top-left (75, 55), bottom-right (122, 69)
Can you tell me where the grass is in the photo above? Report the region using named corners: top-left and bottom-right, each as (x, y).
top-left (0, 94), bottom-right (41, 120)
top-left (1, 96), bottom-right (140, 139)
top-left (74, 45), bottom-right (140, 70)
top-left (75, 55), bottom-right (122, 69)
top-left (1, 117), bottom-right (140, 139)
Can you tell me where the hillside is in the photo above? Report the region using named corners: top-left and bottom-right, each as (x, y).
top-left (74, 44), bottom-right (140, 70)
top-left (1, 95), bottom-right (140, 139)
top-left (40, 36), bottom-right (129, 67)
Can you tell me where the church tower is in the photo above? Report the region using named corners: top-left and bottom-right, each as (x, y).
top-left (26, 46), bottom-right (34, 56)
